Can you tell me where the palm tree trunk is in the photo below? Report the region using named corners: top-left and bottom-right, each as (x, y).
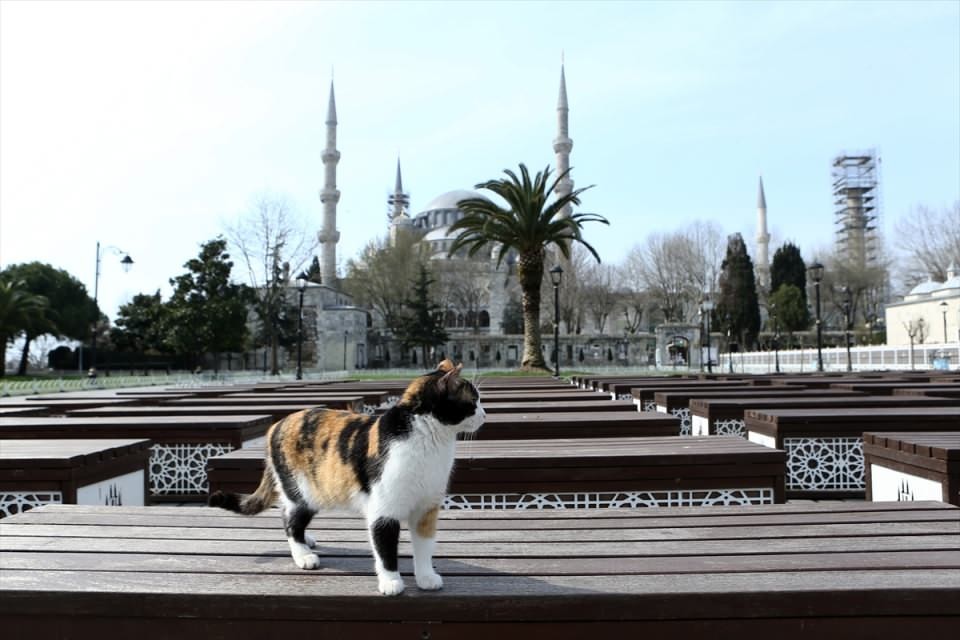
top-left (517, 250), bottom-right (546, 370)
top-left (17, 335), bottom-right (33, 376)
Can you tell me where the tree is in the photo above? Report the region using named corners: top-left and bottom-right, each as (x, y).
top-left (580, 262), bottom-right (617, 334)
top-left (165, 238), bottom-right (250, 370)
top-left (396, 264), bottom-right (448, 367)
top-left (343, 228), bottom-right (426, 334)
top-left (448, 163), bottom-right (608, 369)
top-left (770, 243), bottom-right (807, 305)
top-left (303, 256), bottom-right (323, 284)
top-left (227, 195), bottom-right (318, 374)
top-left (110, 291), bottom-right (170, 368)
top-left (715, 233), bottom-right (761, 350)
top-left (768, 284), bottom-right (810, 346)
top-left (0, 279), bottom-right (49, 377)
top-left (0, 262), bottom-right (98, 375)
top-left (894, 202), bottom-right (960, 286)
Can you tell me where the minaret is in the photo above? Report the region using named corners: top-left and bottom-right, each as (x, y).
top-left (318, 79), bottom-right (341, 286)
top-left (756, 176), bottom-right (771, 291)
top-left (552, 62), bottom-right (573, 219)
top-left (387, 157), bottom-right (412, 246)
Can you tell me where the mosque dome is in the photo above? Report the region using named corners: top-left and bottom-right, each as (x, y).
top-left (421, 189), bottom-right (488, 212)
top-left (906, 279), bottom-right (940, 299)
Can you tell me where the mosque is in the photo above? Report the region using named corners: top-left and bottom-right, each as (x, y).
top-left (285, 65), bottom-right (775, 373)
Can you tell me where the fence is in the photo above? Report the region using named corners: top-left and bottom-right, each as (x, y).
top-left (717, 342), bottom-right (960, 374)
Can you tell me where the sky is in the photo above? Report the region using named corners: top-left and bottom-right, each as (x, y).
top-left (1, 0), bottom-right (958, 322)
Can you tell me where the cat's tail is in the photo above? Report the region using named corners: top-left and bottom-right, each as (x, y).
top-left (208, 463), bottom-right (278, 515)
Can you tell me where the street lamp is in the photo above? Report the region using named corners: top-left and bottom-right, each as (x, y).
top-left (295, 277), bottom-right (307, 380)
top-left (725, 313), bottom-right (734, 373)
top-left (700, 297), bottom-right (715, 374)
top-left (808, 261), bottom-right (824, 372)
top-left (771, 302), bottom-right (780, 374)
top-left (940, 301), bottom-right (949, 343)
top-left (90, 241), bottom-right (133, 377)
top-left (343, 329), bottom-right (349, 371)
top-left (549, 265), bottom-right (563, 378)
top-left (842, 286), bottom-right (852, 372)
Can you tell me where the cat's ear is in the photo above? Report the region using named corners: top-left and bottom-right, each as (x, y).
top-left (436, 362), bottom-right (463, 394)
top-left (437, 359), bottom-right (456, 373)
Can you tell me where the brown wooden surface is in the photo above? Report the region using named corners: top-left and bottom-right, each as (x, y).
top-left (745, 407), bottom-right (960, 439)
top-left (482, 400), bottom-right (635, 413)
top-left (629, 382), bottom-right (752, 405)
top-left (68, 405), bottom-right (309, 423)
top-left (476, 411), bottom-right (679, 439)
top-left (654, 388), bottom-right (861, 412)
top-left (209, 436), bottom-right (786, 501)
top-left (166, 396), bottom-right (364, 412)
top-left (0, 415), bottom-right (273, 447)
top-left (894, 387), bottom-right (960, 399)
top-left (864, 431), bottom-right (960, 506)
top-left (0, 501), bottom-right (957, 638)
top-left (691, 394), bottom-right (960, 425)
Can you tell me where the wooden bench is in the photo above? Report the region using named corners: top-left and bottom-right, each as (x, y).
top-left (166, 395), bottom-right (365, 413)
top-left (0, 439), bottom-right (150, 517)
top-left (864, 432), bottom-right (960, 506)
top-left (630, 382), bottom-right (752, 413)
top-left (479, 390), bottom-right (610, 403)
top-left (653, 388), bottom-right (862, 436)
top-left (830, 382), bottom-right (960, 396)
top-left (482, 400), bottom-right (637, 414)
top-left (68, 404), bottom-right (312, 424)
top-left (744, 407), bottom-right (960, 498)
top-left (476, 411), bottom-right (679, 439)
top-left (0, 398), bottom-right (138, 416)
top-left (0, 416), bottom-right (273, 502)
top-left (1, 501), bottom-right (957, 637)
top-left (894, 386), bottom-right (960, 399)
top-left (690, 394), bottom-right (960, 437)
top-left (222, 392), bottom-right (390, 413)
top-left (209, 436), bottom-right (785, 507)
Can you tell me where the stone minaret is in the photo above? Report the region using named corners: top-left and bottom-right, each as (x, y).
top-left (553, 63), bottom-right (573, 219)
top-left (318, 80), bottom-right (341, 286)
top-left (756, 176), bottom-right (771, 291)
top-left (388, 158), bottom-right (412, 246)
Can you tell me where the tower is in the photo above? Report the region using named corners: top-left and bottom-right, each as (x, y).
top-left (832, 150), bottom-right (879, 272)
top-left (552, 63), bottom-right (573, 219)
top-left (388, 158), bottom-right (412, 246)
top-left (318, 79), bottom-right (341, 286)
top-left (755, 176), bottom-right (771, 291)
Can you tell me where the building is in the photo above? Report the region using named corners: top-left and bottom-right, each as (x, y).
top-left (885, 263), bottom-right (960, 346)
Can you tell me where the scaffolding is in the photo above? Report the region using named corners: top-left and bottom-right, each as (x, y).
top-left (832, 150), bottom-right (880, 271)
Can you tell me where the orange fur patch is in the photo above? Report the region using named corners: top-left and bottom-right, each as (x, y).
top-left (416, 506), bottom-right (440, 538)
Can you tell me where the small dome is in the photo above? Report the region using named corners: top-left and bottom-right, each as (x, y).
top-left (420, 189), bottom-right (488, 212)
top-left (908, 279), bottom-right (939, 297)
top-left (423, 226), bottom-right (452, 243)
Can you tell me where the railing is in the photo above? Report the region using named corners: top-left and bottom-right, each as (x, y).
top-left (716, 342), bottom-right (960, 374)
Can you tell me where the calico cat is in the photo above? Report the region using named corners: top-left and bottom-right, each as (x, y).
top-left (208, 359), bottom-right (484, 596)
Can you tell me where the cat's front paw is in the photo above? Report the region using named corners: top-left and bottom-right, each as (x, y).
top-left (293, 553), bottom-right (321, 570)
top-left (378, 575), bottom-right (405, 596)
top-left (416, 571), bottom-right (443, 591)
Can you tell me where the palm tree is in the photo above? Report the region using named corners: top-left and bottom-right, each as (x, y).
top-left (448, 163), bottom-right (607, 370)
top-left (0, 279), bottom-right (49, 377)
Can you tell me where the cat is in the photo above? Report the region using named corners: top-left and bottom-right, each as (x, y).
top-left (208, 359), bottom-right (484, 596)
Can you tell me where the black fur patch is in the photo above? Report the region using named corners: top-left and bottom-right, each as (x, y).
top-left (297, 408), bottom-right (324, 452)
top-left (208, 490), bottom-right (241, 512)
top-left (284, 502), bottom-right (316, 544)
top-left (371, 517), bottom-right (401, 572)
top-left (338, 416), bottom-right (373, 493)
top-left (271, 424), bottom-right (302, 501)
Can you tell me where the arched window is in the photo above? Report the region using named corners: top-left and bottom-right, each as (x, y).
top-left (466, 310), bottom-right (477, 328)
top-left (445, 310), bottom-right (457, 328)
top-left (456, 313), bottom-right (465, 328)
top-left (478, 310), bottom-right (490, 327)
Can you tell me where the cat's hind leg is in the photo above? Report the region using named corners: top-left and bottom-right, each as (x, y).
top-left (411, 505), bottom-right (443, 590)
top-left (369, 516), bottom-right (404, 595)
top-left (283, 501), bottom-right (319, 569)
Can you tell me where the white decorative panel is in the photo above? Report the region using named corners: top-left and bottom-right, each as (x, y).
top-left (783, 437), bottom-right (863, 492)
top-left (76, 470), bottom-right (145, 507)
top-left (149, 443), bottom-right (234, 496)
top-left (715, 418), bottom-right (747, 437)
top-left (642, 400), bottom-right (657, 412)
top-left (748, 431), bottom-right (776, 448)
top-left (671, 407), bottom-right (692, 436)
top-left (443, 488), bottom-right (773, 510)
top-left (870, 463), bottom-right (944, 502)
top-left (0, 492), bottom-right (62, 518)
top-left (691, 415), bottom-right (709, 436)
top-left (656, 405), bottom-right (668, 414)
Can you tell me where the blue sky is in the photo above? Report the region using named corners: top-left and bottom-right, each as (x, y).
top-left (1, 0), bottom-right (958, 320)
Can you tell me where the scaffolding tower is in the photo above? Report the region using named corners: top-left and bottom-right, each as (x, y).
top-left (832, 150), bottom-right (880, 271)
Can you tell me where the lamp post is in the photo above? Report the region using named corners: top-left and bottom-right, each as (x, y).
top-left (701, 298), bottom-right (715, 374)
top-left (343, 330), bottom-right (349, 371)
top-left (808, 262), bottom-right (824, 372)
top-left (295, 277), bottom-right (306, 380)
top-left (549, 265), bottom-right (563, 378)
top-left (842, 286), bottom-right (853, 372)
top-left (940, 301), bottom-right (949, 343)
top-left (771, 302), bottom-right (780, 374)
top-left (90, 241), bottom-right (134, 377)
top-left (725, 314), bottom-right (734, 373)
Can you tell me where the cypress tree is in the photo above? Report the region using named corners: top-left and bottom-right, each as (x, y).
top-left (770, 242), bottom-right (808, 307)
top-left (715, 233), bottom-right (761, 349)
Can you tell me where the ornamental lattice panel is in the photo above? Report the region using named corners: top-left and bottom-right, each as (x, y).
top-left (783, 437), bottom-right (863, 492)
top-left (671, 408), bottom-right (692, 435)
top-left (442, 488), bottom-right (773, 510)
top-left (642, 400), bottom-right (657, 412)
top-left (149, 443), bottom-right (234, 496)
top-left (0, 491), bottom-right (62, 518)
top-left (714, 418), bottom-right (746, 437)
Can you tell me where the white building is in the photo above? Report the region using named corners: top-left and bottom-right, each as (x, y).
top-left (885, 263), bottom-right (960, 346)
